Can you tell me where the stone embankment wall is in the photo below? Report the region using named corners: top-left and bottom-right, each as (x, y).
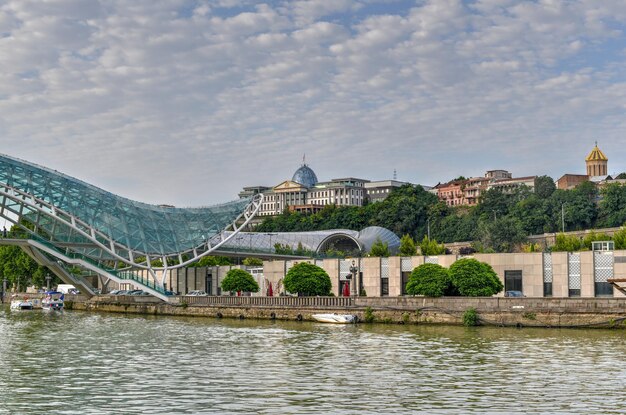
top-left (68, 296), bottom-right (626, 329)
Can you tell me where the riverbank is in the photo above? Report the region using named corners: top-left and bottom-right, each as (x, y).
top-left (67, 296), bottom-right (626, 328)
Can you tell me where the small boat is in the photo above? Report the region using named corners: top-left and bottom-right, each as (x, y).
top-left (10, 296), bottom-right (34, 311)
top-left (311, 313), bottom-right (357, 324)
top-left (41, 291), bottom-right (64, 311)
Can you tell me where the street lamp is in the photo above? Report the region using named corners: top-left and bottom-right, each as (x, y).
top-left (561, 203), bottom-right (566, 233)
top-left (266, 233), bottom-right (277, 254)
top-left (45, 273), bottom-right (52, 290)
top-left (236, 236), bottom-right (244, 265)
top-left (427, 217), bottom-right (431, 240)
top-left (349, 259), bottom-right (359, 297)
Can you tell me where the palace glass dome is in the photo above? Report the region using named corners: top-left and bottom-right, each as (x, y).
top-left (292, 164), bottom-right (318, 188)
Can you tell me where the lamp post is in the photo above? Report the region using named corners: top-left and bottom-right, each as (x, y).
top-left (427, 218), bottom-right (431, 240)
top-left (266, 233), bottom-right (277, 254)
top-left (561, 203), bottom-right (566, 233)
top-left (236, 236), bottom-right (244, 265)
top-left (45, 273), bottom-right (52, 290)
top-left (349, 259), bottom-right (359, 297)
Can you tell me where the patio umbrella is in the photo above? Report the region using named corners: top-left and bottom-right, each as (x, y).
top-left (342, 282), bottom-right (350, 297)
top-left (268, 283), bottom-right (273, 297)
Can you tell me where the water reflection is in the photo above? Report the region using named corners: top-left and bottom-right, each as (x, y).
top-left (1, 308), bottom-right (625, 414)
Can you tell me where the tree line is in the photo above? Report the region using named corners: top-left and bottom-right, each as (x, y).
top-left (256, 177), bottom-right (626, 253)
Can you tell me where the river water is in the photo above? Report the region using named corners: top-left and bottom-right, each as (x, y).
top-left (1, 308), bottom-right (626, 414)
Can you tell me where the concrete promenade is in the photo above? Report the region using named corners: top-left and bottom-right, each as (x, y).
top-left (65, 295), bottom-right (626, 329)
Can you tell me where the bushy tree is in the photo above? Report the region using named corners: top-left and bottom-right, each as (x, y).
top-left (369, 238), bottom-right (390, 257)
top-left (613, 226), bottom-right (626, 250)
top-left (243, 257), bottom-right (263, 266)
top-left (582, 231), bottom-right (612, 250)
top-left (477, 216), bottom-right (527, 253)
top-left (419, 235), bottom-right (446, 255)
top-left (283, 262), bottom-right (332, 296)
top-left (534, 175), bottom-right (556, 199)
top-left (220, 269), bottom-right (259, 294)
top-left (449, 258), bottom-right (503, 297)
top-left (194, 256), bottom-right (232, 267)
top-left (551, 233), bottom-right (583, 252)
top-left (398, 234), bottom-right (417, 256)
top-left (405, 263), bottom-right (450, 297)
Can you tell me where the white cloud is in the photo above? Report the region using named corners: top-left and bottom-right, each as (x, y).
top-left (1, 0), bottom-right (626, 206)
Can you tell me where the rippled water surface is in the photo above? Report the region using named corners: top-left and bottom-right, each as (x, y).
top-left (1, 308), bottom-right (626, 414)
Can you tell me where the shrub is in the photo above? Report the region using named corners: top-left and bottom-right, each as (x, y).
top-left (220, 269), bottom-right (259, 294)
top-left (462, 308), bottom-right (479, 326)
top-left (243, 257), bottom-right (263, 267)
top-left (283, 262), bottom-right (332, 296)
top-left (369, 238), bottom-right (390, 257)
top-left (449, 258), bottom-right (503, 297)
top-left (364, 306), bottom-right (375, 323)
top-left (399, 234), bottom-right (417, 256)
top-left (405, 263), bottom-right (450, 297)
top-left (419, 235), bottom-right (446, 255)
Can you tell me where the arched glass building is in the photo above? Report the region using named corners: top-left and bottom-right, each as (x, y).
top-left (220, 226), bottom-right (400, 257)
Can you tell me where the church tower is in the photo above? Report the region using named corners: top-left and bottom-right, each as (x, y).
top-left (585, 142), bottom-right (608, 177)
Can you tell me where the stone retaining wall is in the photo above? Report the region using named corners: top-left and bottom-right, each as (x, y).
top-left (71, 296), bottom-right (626, 328)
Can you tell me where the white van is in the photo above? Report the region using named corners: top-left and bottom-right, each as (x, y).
top-left (56, 284), bottom-right (79, 294)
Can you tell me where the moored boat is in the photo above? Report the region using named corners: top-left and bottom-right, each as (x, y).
top-left (311, 313), bottom-right (357, 324)
top-left (41, 291), bottom-right (64, 311)
top-left (10, 296), bottom-right (34, 311)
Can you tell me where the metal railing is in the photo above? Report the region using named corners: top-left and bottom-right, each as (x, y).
top-left (182, 295), bottom-right (354, 308)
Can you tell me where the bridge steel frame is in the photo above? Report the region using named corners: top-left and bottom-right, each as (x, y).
top-left (0, 155), bottom-right (262, 301)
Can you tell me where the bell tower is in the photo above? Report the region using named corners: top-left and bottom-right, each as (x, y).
top-left (585, 142), bottom-right (608, 177)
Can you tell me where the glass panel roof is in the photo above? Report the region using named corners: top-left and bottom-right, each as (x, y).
top-left (0, 153), bottom-right (250, 255)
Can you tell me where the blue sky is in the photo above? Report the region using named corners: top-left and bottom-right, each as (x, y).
top-left (1, 0), bottom-right (626, 206)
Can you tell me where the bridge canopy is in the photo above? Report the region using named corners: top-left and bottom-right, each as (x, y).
top-left (0, 153), bottom-right (256, 261)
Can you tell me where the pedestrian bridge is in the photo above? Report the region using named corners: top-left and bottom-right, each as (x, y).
top-left (0, 154), bottom-right (261, 301)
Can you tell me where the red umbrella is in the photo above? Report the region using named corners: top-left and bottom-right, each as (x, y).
top-left (342, 282), bottom-right (350, 297)
top-left (268, 283), bottom-right (273, 297)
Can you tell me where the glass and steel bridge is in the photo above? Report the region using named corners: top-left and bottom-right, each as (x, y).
top-left (0, 153), bottom-right (262, 300)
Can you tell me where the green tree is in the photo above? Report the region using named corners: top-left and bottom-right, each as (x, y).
top-left (242, 257), bottom-right (263, 266)
top-left (551, 233), bottom-right (583, 252)
top-left (194, 256), bottom-right (232, 267)
top-left (405, 263), bottom-right (450, 297)
top-left (477, 216), bottom-right (527, 253)
top-left (613, 226), bottom-right (626, 250)
top-left (419, 235), bottom-right (446, 255)
top-left (220, 268), bottom-right (259, 294)
top-left (582, 231), bottom-right (612, 250)
top-left (449, 258), bottom-right (503, 297)
top-left (534, 175), bottom-right (556, 199)
top-left (283, 262), bottom-right (332, 296)
top-left (398, 234), bottom-right (417, 256)
top-left (369, 238), bottom-right (390, 257)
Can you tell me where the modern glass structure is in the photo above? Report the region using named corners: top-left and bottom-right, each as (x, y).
top-left (220, 226), bottom-right (400, 257)
top-left (0, 153), bottom-right (261, 300)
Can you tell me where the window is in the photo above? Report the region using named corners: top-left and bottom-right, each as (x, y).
top-left (543, 282), bottom-right (552, 297)
top-left (401, 272), bottom-right (410, 295)
top-left (381, 278), bottom-right (389, 296)
top-left (504, 270), bottom-right (522, 292)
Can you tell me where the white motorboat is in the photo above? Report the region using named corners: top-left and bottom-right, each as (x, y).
top-left (311, 313), bottom-right (357, 324)
top-left (41, 291), bottom-right (64, 311)
top-left (10, 296), bottom-right (34, 310)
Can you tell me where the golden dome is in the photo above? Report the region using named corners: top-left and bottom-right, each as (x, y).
top-left (585, 143), bottom-right (608, 162)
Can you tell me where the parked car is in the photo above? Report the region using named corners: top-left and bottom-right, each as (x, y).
top-left (505, 290), bottom-right (524, 297)
top-left (187, 290), bottom-right (208, 296)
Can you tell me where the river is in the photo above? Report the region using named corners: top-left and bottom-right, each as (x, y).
top-left (1, 308), bottom-right (625, 414)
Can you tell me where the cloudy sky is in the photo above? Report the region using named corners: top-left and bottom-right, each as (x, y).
top-left (1, 0), bottom-right (626, 206)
